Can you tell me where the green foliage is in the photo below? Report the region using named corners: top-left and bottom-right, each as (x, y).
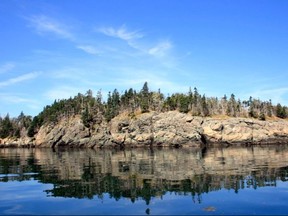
top-left (226, 94), bottom-right (237, 117)
top-left (105, 92), bottom-right (113, 122)
top-left (2, 82), bottom-right (288, 139)
top-left (0, 112), bottom-right (32, 138)
top-left (193, 87), bottom-right (199, 104)
top-left (276, 103), bottom-right (287, 119)
top-left (201, 95), bottom-right (209, 117)
top-left (248, 97), bottom-right (258, 118)
top-left (27, 116), bottom-right (43, 137)
top-left (0, 114), bottom-right (13, 138)
top-left (179, 94), bottom-right (189, 113)
top-left (140, 82), bottom-right (150, 113)
top-left (81, 106), bottom-right (93, 128)
top-left (104, 89), bottom-right (121, 121)
top-left (164, 95), bottom-right (177, 111)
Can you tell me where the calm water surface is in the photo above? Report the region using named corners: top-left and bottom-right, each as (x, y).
top-left (0, 145), bottom-right (288, 215)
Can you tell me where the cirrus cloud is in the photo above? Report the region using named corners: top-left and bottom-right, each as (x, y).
top-left (0, 72), bottom-right (41, 88)
top-left (27, 15), bottom-right (74, 40)
top-left (76, 45), bottom-right (99, 55)
top-left (0, 63), bottom-right (15, 74)
top-left (98, 25), bottom-right (143, 41)
top-left (148, 40), bottom-right (172, 57)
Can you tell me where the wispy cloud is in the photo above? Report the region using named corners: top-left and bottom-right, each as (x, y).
top-left (76, 45), bottom-right (99, 55)
top-left (49, 67), bottom-right (90, 81)
top-left (27, 15), bottom-right (74, 40)
top-left (98, 25), bottom-right (143, 41)
top-left (0, 63), bottom-right (15, 74)
top-left (0, 72), bottom-right (41, 88)
top-left (0, 94), bottom-right (38, 104)
top-left (98, 25), bottom-right (173, 59)
top-left (0, 93), bottom-right (41, 112)
top-left (246, 87), bottom-right (288, 105)
top-left (148, 40), bottom-right (172, 57)
top-left (44, 85), bottom-right (88, 100)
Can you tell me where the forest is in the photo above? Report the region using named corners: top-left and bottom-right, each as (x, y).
top-left (0, 82), bottom-right (287, 139)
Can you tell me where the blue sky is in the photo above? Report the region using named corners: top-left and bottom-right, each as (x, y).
top-left (1, 0), bottom-right (288, 117)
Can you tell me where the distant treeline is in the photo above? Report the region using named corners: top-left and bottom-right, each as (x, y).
top-left (0, 82), bottom-right (287, 139)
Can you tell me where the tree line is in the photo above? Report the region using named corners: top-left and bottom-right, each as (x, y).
top-left (0, 82), bottom-right (287, 139)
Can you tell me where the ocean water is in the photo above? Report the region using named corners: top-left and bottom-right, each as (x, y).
top-left (0, 145), bottom-right (288, 215)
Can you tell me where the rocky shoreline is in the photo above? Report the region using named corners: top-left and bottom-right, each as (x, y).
top-left (1, 111), bottom-right (288, 148)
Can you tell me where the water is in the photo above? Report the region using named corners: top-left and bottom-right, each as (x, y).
top-left (0, 145), bottom-right (288, 215)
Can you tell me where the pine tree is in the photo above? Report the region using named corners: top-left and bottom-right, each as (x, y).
top-left (105, 92), bottom-right (113, 121)
top-left (179, 94), bottom-right (189, 113)
top-left (276, 103), bottom-right (287, 119)
top-left (140, 82), bottom-right (150, 113)
top-left (227, 94), bottom-right (237, 117)
top-left (81, 106), bottom-right (93, 128)
top-left (0, 114), bottom-right (13, 138)
top-left (111, 89), bottom-right (120, 116)
top-left (201, 95), bottom-right (209, 117)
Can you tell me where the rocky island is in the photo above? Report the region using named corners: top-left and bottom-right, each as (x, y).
top-left (0, 83), bottom-right (288, 148)
top-left (1, 111), bottom-right (288, 148)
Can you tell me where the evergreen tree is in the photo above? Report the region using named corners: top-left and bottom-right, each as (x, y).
top-left (193, 87), bottom-right (199, 104)
top-left (27, 116), bottom-right (42, 137)
top-left (86, 89), bottom-right (93, 98)
top-left (140, 82), bottom-right (150, 113)
top-left (248, 97), bottom-right (258, 118)
top-left (201, 95), bottom-right (209, 117)
top-left (227, 94), bottom-right (237, 117)
top-left (105, 92), bottom-right (113, 121)
top-left (179, 94), bottom-right (189, 113)
top-left (0, 114), bottom-right (13, 138)
top-left (1, 83), bottom-right (287, 139)
top-left (151, 89), bottom-right (164, 112)
top-left (164, 95), bottom-right (177, 111)
top-left (188, 87), bottom-right (194, 109)
top-left (81, 105), bottom-right (93, 128)
top-left (111, 89), bottom-right (120, 116)
top-left (276, 103), bottom-right (287, 119)
top-left (96, 89), bottom-right (102, 104)
top-left (267, 99), bottom-right (273, 117)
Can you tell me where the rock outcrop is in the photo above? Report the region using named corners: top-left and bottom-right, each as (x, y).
top-left (202, 117), bottom-right (288, 144)
top-left (1, 111), bottom-right (288, 148)
top-left (110, 111), bottom-right (204, 147)
top-left (34, 115), bottom-right (112, 148)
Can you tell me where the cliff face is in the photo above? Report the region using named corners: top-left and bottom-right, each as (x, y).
top-left (109, 111), bottom-right (288, 146)
top-left (1, 111), bottom-right (288, 147)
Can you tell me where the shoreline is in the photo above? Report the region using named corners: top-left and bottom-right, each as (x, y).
top-left (1, 111), bottom-right (288, 148)
top-left (1, 139), bottom-right (288, 149)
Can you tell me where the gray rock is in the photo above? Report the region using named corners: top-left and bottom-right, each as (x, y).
top-left (4, 111), bottom-right (288, 148)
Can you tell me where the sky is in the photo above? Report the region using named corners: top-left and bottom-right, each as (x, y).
top-left (1, 0), bottom-right (288, 117)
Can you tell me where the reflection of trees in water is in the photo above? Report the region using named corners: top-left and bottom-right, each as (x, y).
top-left (0, 146), bottom-right (288, 204)
top-left (42, 166), bottom-right (288, 204)
top-left (5, 164), bottom-right (288, 204)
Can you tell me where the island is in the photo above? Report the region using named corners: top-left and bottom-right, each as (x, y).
top-left (1, 82), bottom-right (288, 148)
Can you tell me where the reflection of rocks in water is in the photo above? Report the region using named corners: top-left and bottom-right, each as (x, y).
top-left (1, 145), bottom-right (288, 203)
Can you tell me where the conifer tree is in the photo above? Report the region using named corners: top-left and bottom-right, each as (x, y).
top-left (179, 94), bottom-right (189, 113)
top-left (0, 114), bottom-right (13, 138)
top-left (140, 82), bottom-right (150, 113)
top-left (276, 103), bottom-right (287, 119)
top-left (201, 95), bottom-right (209, 117)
